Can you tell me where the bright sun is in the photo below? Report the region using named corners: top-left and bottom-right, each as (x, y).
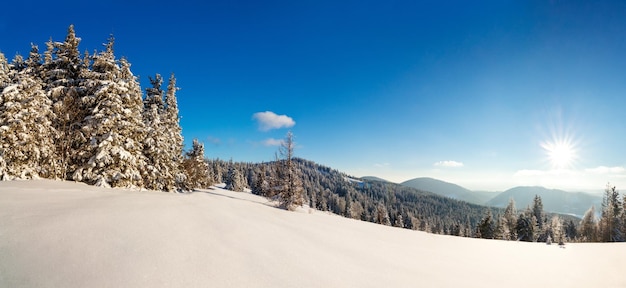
top-left (542, 139), bottom-right (577, 169)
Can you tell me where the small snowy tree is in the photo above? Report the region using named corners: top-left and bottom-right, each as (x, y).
top-left (477, 210), bottom-right (495, 239)
top-left (376, 202), bottom-right (391, 226)
top-left (579, 206), bottom-right (598, 242)
top-left (515, 210), bottom-right (535, 242)
top-left (182, 139), bottom-right (210, 189)
top-left (224, 160), bottom-right (243, 192)
top-left (252, 165), bottom-right (269, 196)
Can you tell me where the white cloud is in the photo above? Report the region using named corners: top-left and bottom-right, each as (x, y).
top-left (252, 111), bottom-right (295, 131)
top-left (261, 138), bottom-right (283, 147)
top-left (585, 166), bottom-right (626, 175)
top-left (434, 160), bottom-right (464, 168)
top-left (374, 163), bottom-right (391, 168)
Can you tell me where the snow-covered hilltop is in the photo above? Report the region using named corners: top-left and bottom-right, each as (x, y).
top-left (1, 179), bottom-right (625, 288)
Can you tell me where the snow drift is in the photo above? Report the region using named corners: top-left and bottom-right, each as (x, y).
top-left (1, 180), bottom-right (625, 287)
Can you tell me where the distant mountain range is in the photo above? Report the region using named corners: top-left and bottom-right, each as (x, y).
top-left (486, 186), bottom-right (601, 217)
top-left (400, 177), bottom-right (494, 205)
top-left (381, 176), bottom-right (602, 217)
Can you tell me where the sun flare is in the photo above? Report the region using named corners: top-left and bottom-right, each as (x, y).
top-left (542, 139), bottom-right (577, 169)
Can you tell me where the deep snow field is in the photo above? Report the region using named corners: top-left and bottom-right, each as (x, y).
top-left (1, 179), bottom-right (625, 288)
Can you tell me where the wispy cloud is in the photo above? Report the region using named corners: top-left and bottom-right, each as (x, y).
top-left (434, 160), bottom-right (464, 168)
top-left (252, 111), bottom-right (296, 131)
top-left (261, 138), bottom-right (283, 147)
top-left (206, 136), bottom-right (222, 146)
top-left (374, 163), bottom-right (391, 168)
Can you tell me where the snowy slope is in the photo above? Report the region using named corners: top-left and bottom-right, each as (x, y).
top-left (1, 180), bottom-right (625, 288)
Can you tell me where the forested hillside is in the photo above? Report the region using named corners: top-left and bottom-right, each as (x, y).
top-left (206, 157), bottom-right (499, 237)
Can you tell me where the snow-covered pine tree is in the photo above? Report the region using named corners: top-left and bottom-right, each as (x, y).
top-left (44, 25), bottom-right (85, 179)
top-left (182, 139), bottom-right (210, 189)
top-left (142, 74), bottom-right (169, 191)
top-left (225, 159), bottom-right (243, 192)
top-left (252, 165), bottom-right (268, 196)
top-left (0, 52), bottom-right (8, 178)
top-left (598, 184), bottom-right (623, 242)
top-left (503, 198), bottom-right (517, 240)
top-left (579, 206), bottom-right (598, 242)
top-left (119, 58), bottom-right (148, 186)
top-left (0, 52), bottom-right (9, 88)
top-left (0, 46), bottom-right (56, 180)
top-left (477, 210), bottom-right (495, 239)
top-left (72, 37), bottom-right (145, 188)
top-left (550, 216), bottom-right (564, 245)
top-left (163, 73), bottom-right (184, 190)
top-left (515, 210), bottom-right (535, 242)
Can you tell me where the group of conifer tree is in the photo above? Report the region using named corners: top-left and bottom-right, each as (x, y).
top-left (0, 25), bottom-right (208, 191)
top-left (476, 184), bottom-right (626, 243)
top-left (475, 195), bottom-right (574, 244)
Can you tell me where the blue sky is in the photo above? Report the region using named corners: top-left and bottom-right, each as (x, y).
top-left (2, 1), bottom-right (626, 191)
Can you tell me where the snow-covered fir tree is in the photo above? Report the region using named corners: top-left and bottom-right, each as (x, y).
top-left (477, 210), bottom-right (495, 239)
top-left (140, 73), bottom-right (185, 191)
top-left (0, 25), bottom-right (190, 192)
top-left (579, 206), bottom-right (598, 242)
top-left (72, 37), bottom-right (145, 188)
top-left (599, 184), bottom-right (624, 242)
top-left (182, 139), bottom-right (210, 189)
top-left (252, 164), bottom-right (269, 196)
top-left (0, 47), bottom-right (56, 180)
top-left (225, 159), bottom-right (244, 192)
top-left (44, 25), bottom-right (85, 179)
top-left (163, 73), bottom-right (185, 189)
top-left (142, 74), bottom-right (169, 191)
top-left (0, 52), bottom-right (9, 88)
top-left (375, 202), bottom-right (391, 226)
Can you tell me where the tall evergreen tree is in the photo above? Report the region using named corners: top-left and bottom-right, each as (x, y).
top-left (599, 184), bottom-right (623, 242)
top-left (142, 74), bottom-right (169, 191)
top-left (44, 25), bottom-right (85, 179)
top-left (164, 73), bottom-right (184, 189)
top-left (0, 47), bottom-right (56, 179)
top-left (72, 38), bottom-right (145, 188)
